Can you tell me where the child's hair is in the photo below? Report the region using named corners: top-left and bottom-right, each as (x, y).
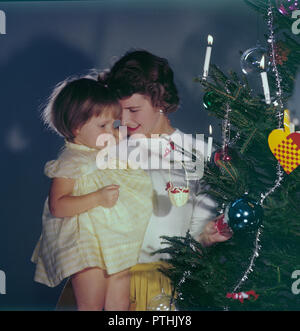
top-left (42, 76), bottom-right (121, 142)
top-left (105, 49), bottom-right (180, 114)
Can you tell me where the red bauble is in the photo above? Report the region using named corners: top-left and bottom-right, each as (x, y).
top-left (223, 154), bottom-right (232, 162)
top-left (213, 146), bottom-right (232, 166)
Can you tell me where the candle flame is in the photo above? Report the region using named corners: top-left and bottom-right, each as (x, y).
top-left (260, 55), bottom-right (265, 70)
top-left (209, 124), bottom-right (212, 135)
top-left (284, 109), bottom-right (291, 134)
top-left (207, 35), bottom-right (213, 45)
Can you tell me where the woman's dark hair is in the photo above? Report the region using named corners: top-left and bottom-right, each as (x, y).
top-left (105, 50), bottom-right (180, 114)
top-left (42, 77), bottom-right (121, 142)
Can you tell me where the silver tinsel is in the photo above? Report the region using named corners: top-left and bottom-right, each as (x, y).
top-left (222, 103), bottom-right (232, 152)
top-left (260, 0), bottom-right (285, 206)
top-left (230, 0), bottom-right (286, 294)
top-left (232, 226), bottom-right (263, 293)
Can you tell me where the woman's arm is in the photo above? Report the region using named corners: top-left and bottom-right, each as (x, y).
top-left (48, 177), bottom-right (119, 218)
top-left (190, 182), bottom-right (232, 247)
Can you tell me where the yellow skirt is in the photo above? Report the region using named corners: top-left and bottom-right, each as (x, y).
top-left (56, 262), bottom-right (173, 311)
top-left (129, 262), bottom-right (173, 311)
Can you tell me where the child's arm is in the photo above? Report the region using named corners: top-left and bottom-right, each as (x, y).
top-left (48, 177), bottom-right (120, 218)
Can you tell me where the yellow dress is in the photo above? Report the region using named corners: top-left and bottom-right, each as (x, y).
top-left (31, 141), bottom-right (153, 288)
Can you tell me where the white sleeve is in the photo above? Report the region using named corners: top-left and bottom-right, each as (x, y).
top-left (189, 180), bottom-right (218, 239)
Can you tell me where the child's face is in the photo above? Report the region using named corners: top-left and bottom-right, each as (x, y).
top-left (74, 111), bottom-right (120, 150)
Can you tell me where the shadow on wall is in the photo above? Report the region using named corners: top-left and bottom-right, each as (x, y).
top-left (172, 29), bottom-right (223, 139)
top-left (0, 36), bottom-right (95, 310)
top-left (173, 5), bottom-right (259, 140)
top-left (288, 72), bottom-right (300, 125)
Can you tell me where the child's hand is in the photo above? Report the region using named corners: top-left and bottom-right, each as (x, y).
top-left (96, 184), bottom-right (120, 208)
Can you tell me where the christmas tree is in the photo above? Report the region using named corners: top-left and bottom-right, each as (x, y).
top-left (154, 0), bottom-right (300, 311)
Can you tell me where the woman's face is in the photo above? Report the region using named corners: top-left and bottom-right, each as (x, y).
top-left (119, 93), bottom-right (162, 138)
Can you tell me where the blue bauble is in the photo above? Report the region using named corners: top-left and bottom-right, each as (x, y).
top-left (226, 197), bottom-right (263, 233)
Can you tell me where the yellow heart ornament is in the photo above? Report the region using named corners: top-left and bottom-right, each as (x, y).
top-left (268, 110), bottom-right (300, 174)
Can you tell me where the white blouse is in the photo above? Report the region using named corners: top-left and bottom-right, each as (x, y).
top-left (130, 128), bottom-right (218, 263)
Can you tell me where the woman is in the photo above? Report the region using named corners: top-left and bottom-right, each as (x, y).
top-left (55, 49), bottom-right (231, 311)
top-left (106, 50), bottom-right (231, 310)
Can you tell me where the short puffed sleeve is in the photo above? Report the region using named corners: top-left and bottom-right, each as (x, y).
top-left (44, 149), bottom-right (96, 179)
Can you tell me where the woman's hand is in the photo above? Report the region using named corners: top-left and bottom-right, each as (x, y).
top-left (199, 214), bottom-right (232, 247)
top-left (96, 184), bottom-right (120, 208)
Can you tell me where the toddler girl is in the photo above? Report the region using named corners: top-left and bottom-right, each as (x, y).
top-left (31, 77), bottom-right (153, 311)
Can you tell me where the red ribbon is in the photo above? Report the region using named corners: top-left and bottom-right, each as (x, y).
top-left (169, 140), bottom-right (175, 150)
top-left (165, 182), bottom-right (173, 191)
top-left (215, 215), bottom-right (229, 233)
top-left (165, 182), bottom-right (189, 193)
top-left (226, 290), bottom-right (259, 304)
top-left (170, 188), bottom-right (189, 193)
top-left (163, 139), bottom-right (175, 158)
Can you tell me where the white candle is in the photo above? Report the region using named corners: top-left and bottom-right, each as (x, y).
top-left (207, 125), bottom-right (213, 161)
top-left (203, 35), bottom-right (213, 80)
top-left (284, 109), bottom-right (291, 134)
top-left (260, 56), bottom-right (271, 104)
